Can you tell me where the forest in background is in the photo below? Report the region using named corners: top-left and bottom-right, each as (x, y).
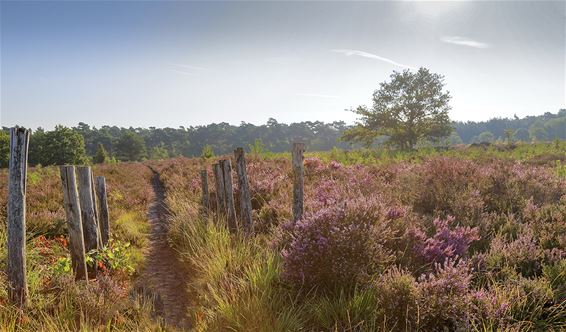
top-left (0, 109), bottom-right (564, 167)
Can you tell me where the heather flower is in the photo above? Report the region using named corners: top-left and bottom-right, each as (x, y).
top-left (410, 216), bottom-right (479, 265)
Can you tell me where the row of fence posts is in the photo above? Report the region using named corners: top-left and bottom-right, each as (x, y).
top-left (60, 165), bottom-right (110, 281)
top-left (6, 128), bottom-right (303, 306)
top-left (6, 127), bottom-right (110, 307)
top-left (200, 143), bottom-right (305, 232)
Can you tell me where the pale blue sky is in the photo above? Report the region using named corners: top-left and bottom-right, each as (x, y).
top-left (1, 1), bottom-right (564, 129)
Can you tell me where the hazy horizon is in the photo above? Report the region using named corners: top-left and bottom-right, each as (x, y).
top-left (1, 1), bottom-right (565, 130)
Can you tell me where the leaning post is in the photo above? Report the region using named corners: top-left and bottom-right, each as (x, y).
top-left (234, 148), bottom-right (253, 233)
top-left (60, 166), bottom-right (88, 281)
top-left (95, 176), bottom-right (110, 246)
top-left (6, 127), bottom-right (30, 306)
top-left (221, 159), bottom-right (238, 232)
top-left (292, 142), bottom-right (305, 222)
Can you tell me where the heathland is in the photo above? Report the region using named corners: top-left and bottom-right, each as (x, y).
top-left (0, 141), bottom-right (565, 331)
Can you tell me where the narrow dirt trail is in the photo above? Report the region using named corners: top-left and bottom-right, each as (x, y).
top-left (143, 168), bottom-right (191, 329)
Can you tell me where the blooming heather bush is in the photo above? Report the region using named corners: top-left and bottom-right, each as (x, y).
top-left (470, 288), bottom-right (511, 330)
top-left (278, 197), bottom-right (393, 290)
top-left (486, 230), bottom-right (545, 278)
top-left (409, 216), bottom-right (479, 266)
top-left (477, 161), bottom-right (566, 215)
top-left (417, 259), bottom-right (474, 331)
top-left (408, 158), bottom-right (482, 219)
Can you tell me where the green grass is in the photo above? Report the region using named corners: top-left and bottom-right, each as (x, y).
top-left (247, 141), bottom-right (566, 166)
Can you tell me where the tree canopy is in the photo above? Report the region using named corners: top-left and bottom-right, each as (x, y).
top-left (343, 68), bottom-right (452, 149)
top-left (28, 126), bottom-right (87, 166)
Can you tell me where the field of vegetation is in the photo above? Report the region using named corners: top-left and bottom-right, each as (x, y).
top-left (0, 141), bottom-right (565, 331)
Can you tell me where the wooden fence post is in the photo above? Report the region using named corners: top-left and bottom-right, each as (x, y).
top-left (7, 127), bottom-right (30, 306)
top-left (95, 176), bottom-right (110, 247)
top-left (200, 169), bottom-right (210, 216)
top-left (234, 148), bottom-right (253, 233)
top-left (221, 159), bottom-right (238, 232)
top-left (90, 171), bottom-right (102, 248)
top-left (76, 166), bottom-right (99, 278)
top-left (292, 142), bottom-right (305, 222)
top-left (212, 163), bottom-right (226, 218)
top-left (60, 166), bottom-right (88, 281)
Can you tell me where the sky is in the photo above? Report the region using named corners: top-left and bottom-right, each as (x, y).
top-left (1, 1), bottom-right (565, 129)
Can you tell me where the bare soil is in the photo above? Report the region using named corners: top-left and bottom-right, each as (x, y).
top-left (142, 169), bottom-right (191, 329)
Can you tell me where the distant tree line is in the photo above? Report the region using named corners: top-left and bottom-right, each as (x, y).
top-left (453, 109), bottom-right (566, 144)
top-left (0, 110), bottom-right (564, 167)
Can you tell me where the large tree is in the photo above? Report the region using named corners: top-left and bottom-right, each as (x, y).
top-left (27, 126), bottom-right (87, 166)
top-left (343, 68), bottom-right (452, 149)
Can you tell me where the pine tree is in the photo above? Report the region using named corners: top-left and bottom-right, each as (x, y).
top-left (93, 143), bottom-right (109, 164)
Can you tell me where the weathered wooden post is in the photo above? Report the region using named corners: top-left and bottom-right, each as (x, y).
top-left (76, 166), bottom-right (99, 277)
top-left (200, 169), bottom-right (210, 216)
top-left (60, 166), bottom-right (88, 281)
top-left (221, 159), bottom-right (238, 232)
top-left (7, 127), bottom-right (30, 306)
top-left (234, 148), bottom-right (253, 233)
top-left (90, 171), bottom-right (102, 248)
top-left (95, 176), bottom-right (110, 246)
top-left (212, 163), bottom-right (226, 218)
top-left (292, 142), bottom-right (305, 222)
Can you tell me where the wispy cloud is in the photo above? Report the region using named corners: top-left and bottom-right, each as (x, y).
top-left (440, 36), bottom-right (490, 49)
top-left (296, 93), bottom-right (341, 99)
top-left (168, 69), bottom-right (194, 76)
top-left (331, 49), bottom-right (416, 70)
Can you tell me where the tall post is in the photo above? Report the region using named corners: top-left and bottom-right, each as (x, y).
top-left (200, 169), bottom-right (210, 216)
top-left (76, 166), bottom-right (99, 277)
top-left (221, 159), bottom-right (238, 232)
top-left (95, 176), bottom-right (110, 246)
top-left (90, 171), bottom-right (102, 248)
top-left (292, 142), bottom-right (305, 222)
top-left (234, 148), bottom-right (253, 233)
top-left (7, 127), bottom-right (30, 306)
top-left (60, 166), bottom-right (88, 281)
top-left (212, 163), bottom-right (226, 218)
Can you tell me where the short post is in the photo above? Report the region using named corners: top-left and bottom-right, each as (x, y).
top-left (95, 176), bottom-right (110, 247)
top-left (221, 159), bottom-right (238, 232)
top-left (7, 127), bottom-right (30, 306)
top-left (212, 163), bottom-right (226, 218)
top-left (60, 166), bottom-right (88, 281)
top-left (76, 166), bottom-right (99, 277)
top-left (292, 142), bottom-right (305, 222)
top-left (234, 148), bottom-right (253, 233)
top-left (200, 169), bottom-right (210, 216)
